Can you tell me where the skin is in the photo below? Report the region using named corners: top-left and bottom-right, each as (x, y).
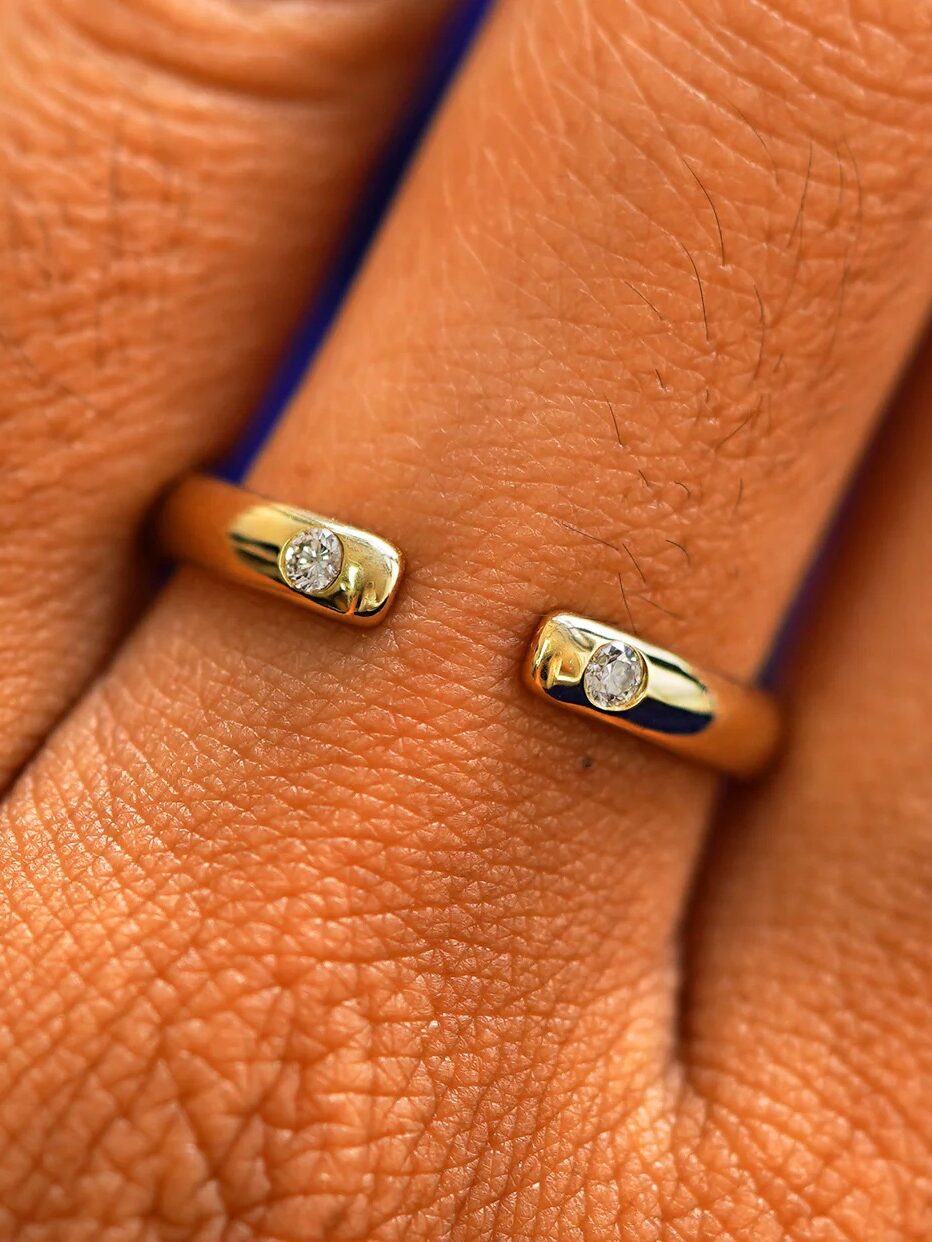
top-left (0, 0), bottom-right (930, 1237)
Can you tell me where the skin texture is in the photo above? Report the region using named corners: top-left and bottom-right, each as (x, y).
top-left (0, 0), bottom-right (455, 782)
top-left (0, 0), bottom-right (930, 1238)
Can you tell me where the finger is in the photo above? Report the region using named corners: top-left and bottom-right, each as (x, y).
top-left (0, 0), bottom-right (458, 782)
top-left (6, 0), bottom-right (932, 1234)
top-left (681, 343), bottom-right (932, 1235)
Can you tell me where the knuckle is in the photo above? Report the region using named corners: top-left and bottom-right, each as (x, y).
top-left (0, 578), bottom-right (672, 1236)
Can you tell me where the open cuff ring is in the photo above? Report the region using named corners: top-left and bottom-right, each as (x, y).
top-left (523, 611), bottom-right (779, 778)
top-left (159, 474), bottom-right (403, 627)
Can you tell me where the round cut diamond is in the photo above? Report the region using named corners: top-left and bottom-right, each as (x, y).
top-left (281, 526), bottom-right (343, 595)
top-left (583, 641), bottom-right (647, 711)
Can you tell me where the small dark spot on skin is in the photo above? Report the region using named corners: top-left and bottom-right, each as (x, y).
top-left (580, 755), bottom-right (594, 771)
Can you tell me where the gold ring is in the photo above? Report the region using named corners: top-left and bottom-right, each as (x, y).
top-left (159, 474), bottom-right (403, 627)
top-left (523, 611), bottom-right (779, 777)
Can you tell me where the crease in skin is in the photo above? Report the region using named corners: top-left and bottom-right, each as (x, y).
top-left (0, 0), bottom-right (476, 791)
top-left (47, 0), bottom-right (459, 104)
top-left (673, 347), bottom-right (932, 1238)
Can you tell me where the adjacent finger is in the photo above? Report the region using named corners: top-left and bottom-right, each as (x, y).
top-left (5, 0), bottom-right (932, 1234)
top-left (681, 342), bottom-right (932, 1237)
top-left (0, 0), bottom-right (458, 782)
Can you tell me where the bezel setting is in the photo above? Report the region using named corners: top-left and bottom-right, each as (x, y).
top-left (582, 640), bottom-right (649, 711)
top-left (280, 526), bottom-right (344, 596)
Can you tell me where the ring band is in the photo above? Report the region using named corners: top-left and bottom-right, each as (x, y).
top-left (523, 611), bottom-right (779, 777)
top-left (159, 474), bottom-right (403, 627)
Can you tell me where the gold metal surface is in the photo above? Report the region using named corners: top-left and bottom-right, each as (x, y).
top-left (159, 474), bottom-right (403, 627)
top-left (523, 611), bottom-right (779, 778)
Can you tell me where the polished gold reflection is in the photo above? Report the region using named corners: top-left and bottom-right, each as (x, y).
top-left (524, 611), bottom-right (779, 778)
top-left (160, 475), bottom-right (403, 627)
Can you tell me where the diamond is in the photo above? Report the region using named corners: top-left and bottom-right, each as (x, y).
top-left (281, 526), bottom-right (343, 595)
top-left (583, 641), bottom-right (647, 711)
